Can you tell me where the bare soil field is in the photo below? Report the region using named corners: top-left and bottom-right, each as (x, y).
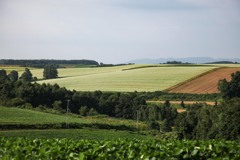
top-left (147, 100), bottom-right (216, 105)
top-left (177, 109), bottom-right (186, 113)
top-left (167, 67), bottom-right (240, 94)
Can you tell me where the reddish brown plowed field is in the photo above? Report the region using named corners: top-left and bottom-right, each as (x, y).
top-left (168, 67), bottom-right (240, 94)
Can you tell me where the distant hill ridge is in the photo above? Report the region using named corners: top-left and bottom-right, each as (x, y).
top-left (127, 57), bottom-right (240, 64)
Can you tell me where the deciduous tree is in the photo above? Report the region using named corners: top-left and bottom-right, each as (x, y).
top-left (43, 64), bottom-right (58, 79)
top-left (8, 70), bottom-right (18, 82)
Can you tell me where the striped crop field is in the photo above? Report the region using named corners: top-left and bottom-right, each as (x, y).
top-left (36, 65), bottom-right (216, 92)
top-left (167, 67), bottom-right (240, 94)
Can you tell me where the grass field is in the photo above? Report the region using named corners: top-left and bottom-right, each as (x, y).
top-left (35, 65), bottom-right (216, 92)
top-left (0, 106), bottom-right (89, 125)
top-left (0, 106), bottom-right (146, 128)
top-left (2, 64), bottom-right (240, 92)
top-left (0, 106), bottom-right (149, 139)
top-left (0, 66), bottom-right (41, 73)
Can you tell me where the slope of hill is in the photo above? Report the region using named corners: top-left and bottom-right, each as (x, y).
top-left (36, 65), bottom-right (215, 92)
top-left (0, 106), bottom-right (148, 139)
top-left (0, 106), bottom-right (143, 129)
top-left (167, 67), bottom-right (240, 94)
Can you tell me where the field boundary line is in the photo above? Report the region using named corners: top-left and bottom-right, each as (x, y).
top-left (122, 64), bottom-right (211, 71)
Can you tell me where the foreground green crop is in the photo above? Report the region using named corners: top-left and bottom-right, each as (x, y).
top-left (1, 138), bottom-right (240, 159)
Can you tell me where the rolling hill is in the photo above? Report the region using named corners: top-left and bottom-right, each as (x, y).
top-left (36, 65), bottom-right (215, 92)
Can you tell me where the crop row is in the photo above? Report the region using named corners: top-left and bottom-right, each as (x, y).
top-left (1, 138), bottom-right (240, 159)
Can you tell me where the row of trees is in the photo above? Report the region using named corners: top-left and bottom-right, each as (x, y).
top-left (0, 68), bottom-right (33, 82)
top-left (0, 64), bottom-right (58, 83)
top-left (0, 59), bottom-right (99, 68)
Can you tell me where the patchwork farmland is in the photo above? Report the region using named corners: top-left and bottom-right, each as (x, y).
top-left (36, 65), bottom-right (216, 92)
top-left (2, 64), bottom-right (240, 93)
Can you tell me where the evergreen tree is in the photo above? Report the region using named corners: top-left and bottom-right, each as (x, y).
top-left (148, 119), bottom-right (160, 131)
top-left (164, 100), bottom-right (170, 107)
top-left (214, 98), bottom-right (240, 140)
top-left (0, 69), bottom-right (9, 82)
top-left (181, 100), bottom-right (185, 108)
top-left (218, 71), bottom-right (240, 99)
top-left (162, 118), bottom-right (172, 132)
top-left (20, 68), bottom-right (33, 82)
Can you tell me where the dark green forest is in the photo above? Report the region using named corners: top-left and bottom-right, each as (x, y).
top-left (0, 68), bottom-right (240, 140)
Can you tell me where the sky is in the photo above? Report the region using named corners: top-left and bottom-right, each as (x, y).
top-left (0, 0), bottom-right (239, 64)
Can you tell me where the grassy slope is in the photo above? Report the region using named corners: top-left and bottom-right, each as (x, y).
top-left (0, 106), bottom-right (146, 128)
top-left (0, 106), bottom-right (89, 124)
top-left (0, 106), bottom-right (149, 139)
top-left (35, 65), bottom-right (216, 92)
top-left (3, 64), bottom-right (240, 92)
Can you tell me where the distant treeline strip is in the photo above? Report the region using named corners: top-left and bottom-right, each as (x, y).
top-left (0, 59), bottom-right (99, 68)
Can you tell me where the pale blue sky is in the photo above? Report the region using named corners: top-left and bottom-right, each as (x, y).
top-left (0, 0), bottom-right (239, 63)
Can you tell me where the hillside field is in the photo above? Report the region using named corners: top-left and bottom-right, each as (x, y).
top-left (2, 64), bottom-right (240, 92)
top-left (35, 65), bottom-right (216, 92)
top-left (0, 106), bottom-right (145, 128)
top-left (0, 106), bottom-right (150, 139)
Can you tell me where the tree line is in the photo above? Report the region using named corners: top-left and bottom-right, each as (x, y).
top-left (1, 65), bottom-right (58, 82)
top-left (0, 59), bottom-right (99, 68)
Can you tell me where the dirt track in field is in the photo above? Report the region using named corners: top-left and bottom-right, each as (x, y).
top-left (167, 67), bottom-right (240, 94)
top-left (147, 100), bottom-right (216, 105)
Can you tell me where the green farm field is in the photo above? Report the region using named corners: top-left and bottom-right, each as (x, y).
top-left (0, 106), bottom-right (146, 128)
top-left (2, 64), bottom-right (240, 92)
top-left (0, 66), bottom-right (41, 73)
top-left (0, 106), bottom-right (148, 139)
top-left (35, 65), bottom-right (216, 92)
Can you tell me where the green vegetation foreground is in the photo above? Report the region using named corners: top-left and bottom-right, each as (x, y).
top-left (1, 138), bottom-right (240, 159)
